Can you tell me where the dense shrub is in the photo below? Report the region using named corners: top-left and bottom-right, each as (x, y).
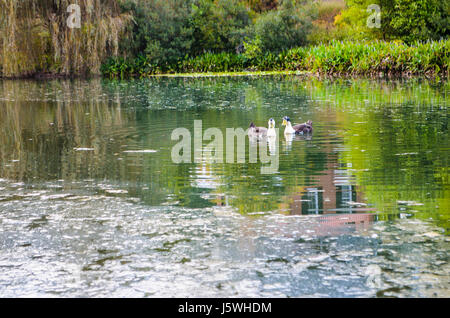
top-left (119, 0), bottom-right (194, 67)
top-left (248, 0), bottom-right (317, 53)
top-left (335, 0), bottom-right (450, 43)
top-left (190, 0), bottom-right (252, 54)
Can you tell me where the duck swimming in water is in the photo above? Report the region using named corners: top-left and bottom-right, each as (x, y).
top-left (248, 118), bottom-right (277, 138)
top-left (248, 122), bottom-right (267, 137)
top-left (282, 116), bottom-right (296, 134)
top-left (267, 118), bottom-right (276, 137)
top-left (282, 116), bottom-right (313, 135)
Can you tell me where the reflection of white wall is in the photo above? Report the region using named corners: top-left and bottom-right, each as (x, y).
top-left (334, 169), bottom-right (356, 213)
top-left (341, 185), bottom-right (353, 203)
top-left (333, 169), bottom-right (355, 186)
top-left (306, 188), bottom-right (320, 214)
top-left (191, 163), bottom-right (222, 189)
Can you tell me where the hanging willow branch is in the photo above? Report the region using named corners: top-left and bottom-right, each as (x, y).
top-left (0, 0), bottom-right (131, 77)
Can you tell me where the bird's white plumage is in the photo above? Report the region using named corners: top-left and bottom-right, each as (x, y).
top-left (267, 118), bottom-right (276, 137)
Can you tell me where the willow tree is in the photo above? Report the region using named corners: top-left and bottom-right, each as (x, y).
top-left (0, 0), bottom-right (131, 77)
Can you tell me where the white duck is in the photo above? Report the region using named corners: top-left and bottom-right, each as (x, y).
top-left (282, 116), bottom-right (313, 134)
top-left (267, 118), bottom-right (276, 137)
top-left (282, 116), bottom-right (296, 134)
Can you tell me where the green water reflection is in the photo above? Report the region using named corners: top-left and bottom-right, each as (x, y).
top-left (0, 77), bottom-right (448, 232)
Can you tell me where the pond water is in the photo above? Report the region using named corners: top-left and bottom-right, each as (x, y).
top-left (0, 76), bottom-right (448, 297)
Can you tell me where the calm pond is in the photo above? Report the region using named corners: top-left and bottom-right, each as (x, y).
top-left (0, 76), bottom-right (448, 297)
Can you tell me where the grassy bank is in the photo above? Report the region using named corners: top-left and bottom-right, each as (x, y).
top-left (101, 40), bottom-right (450, 78)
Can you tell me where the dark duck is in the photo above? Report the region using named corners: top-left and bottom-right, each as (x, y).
top-left (248, 122), bottom-right (267, 137)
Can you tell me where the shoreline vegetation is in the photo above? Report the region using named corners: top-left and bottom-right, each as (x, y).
top-left (3, 40), bottom-right (449, 80)
top-left (0, 0), bottom-right (449, 80)
top-left (100, 40), bottom-right (450, 79)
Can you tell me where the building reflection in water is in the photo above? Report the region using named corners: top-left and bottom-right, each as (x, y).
top-left (287, 160), bottom-right (376, 235)
top-left (211, 159), bottom-right (376, 236)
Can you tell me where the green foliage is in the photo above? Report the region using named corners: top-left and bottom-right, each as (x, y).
top-left (335, 0), bottom-right (450, 42)
top-left (289, 40), bottom-right (450, 75)
top-left (242, 37), bottom-right (263, 59)
top-left (101, 55), bottom-right (161, 78)
top-left (101, 39), bottom-right (450, 77)
top-left (180, 52), bottom-right (249, 72)
top-left (3, 0), bottom-right (449, 77)
top-left (119, 0), bottom-right (194, 66)
top-left (190, 0), bottom-right (252, 54)
top-left (388, 0), bottom-right (450, 43)
top-left (249, 0), bottom-right (317, 52)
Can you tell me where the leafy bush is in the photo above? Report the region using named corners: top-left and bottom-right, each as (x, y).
top-left (388, 0), bottom-right (450, 43)
top-left (249, 0), bottom-right (317, 53)
top-left (190, 0), bottom-right (252, 55)
top-left (335, 0), bottom-right (450, 43)
top-left (119, 0), bottom-right (194, 67)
